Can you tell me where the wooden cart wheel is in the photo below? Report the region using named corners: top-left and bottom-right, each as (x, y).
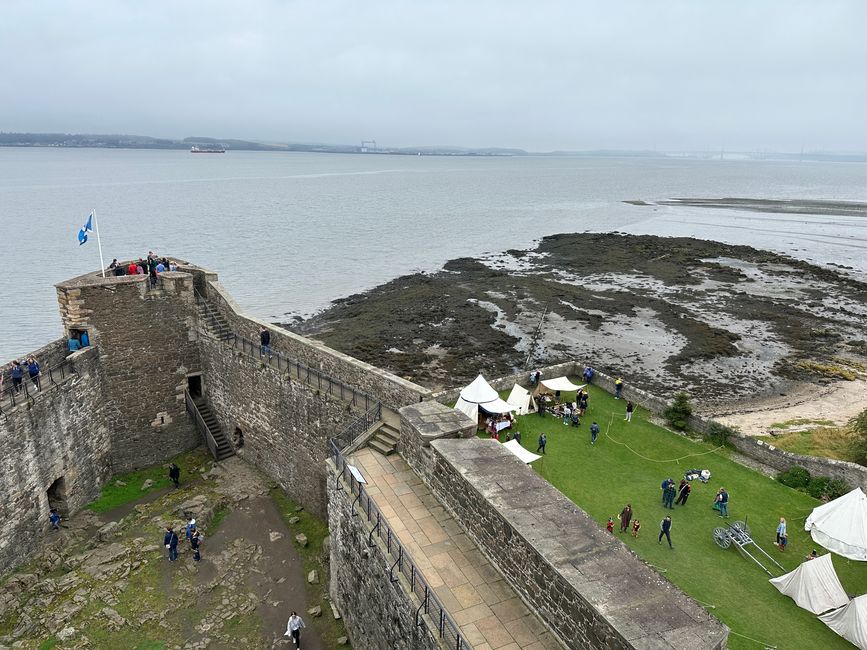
top-left (713, 527), bottom-right (732, 549)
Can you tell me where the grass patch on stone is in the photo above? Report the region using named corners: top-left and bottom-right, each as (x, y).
top-left (210, 504), bottom-right (230, 530)
top-left (769, 417), bottom-right (836, 429)
top-left (759, 426), bottom-right (858, 463)
top-left (497, 383), bottom-right (867, 650)
top-left (37, 638), bottom-right (58, 650)
top-left (793, 359), bottom-right (859, 380)
top-left (271, 488), bottom-right (350, 648)
top-left (87, 448), bottom-right (212, 514)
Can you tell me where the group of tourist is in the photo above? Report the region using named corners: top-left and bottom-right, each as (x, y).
top-left (2, 356), bottom-right (41, 394)
top-left (660, 478), bottom-right (693, 509)
top-left (107, 251), bottom-right (178, 287)
top-left (608, 504), bottom-right (673, 547)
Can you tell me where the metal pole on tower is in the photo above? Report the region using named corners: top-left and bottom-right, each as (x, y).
top-left (92, 210), bottom-right (106, 278)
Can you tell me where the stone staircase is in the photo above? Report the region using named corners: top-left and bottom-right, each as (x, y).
top-left (192, 396), bottom-right (235, 460)
top-left (367, 422), bottom-right (400, 456)
top-left (196, 299), bottom-right (233, 342)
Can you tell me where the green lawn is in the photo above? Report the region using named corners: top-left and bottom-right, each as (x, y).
top-left (490, 383), bottom-right (867, 650)
top-left (87, 448), bottom-right (212, 513)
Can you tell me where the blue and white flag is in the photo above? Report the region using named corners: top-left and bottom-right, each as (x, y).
top-left (78, 212), bottom-right (93, 245)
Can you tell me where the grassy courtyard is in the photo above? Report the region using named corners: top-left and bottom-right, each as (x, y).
top-left (492, 383), bottom-right (867, 650)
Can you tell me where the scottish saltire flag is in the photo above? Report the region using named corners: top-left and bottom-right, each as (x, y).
top-left (78, 212), bottom-right (93, 245)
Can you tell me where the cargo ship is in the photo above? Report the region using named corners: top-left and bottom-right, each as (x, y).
top-left (190, 145), bottom-right (225, 153)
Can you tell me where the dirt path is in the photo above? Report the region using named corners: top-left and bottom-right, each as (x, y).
top-left (713, 378), bottom-right (867, 436)
top-left (205, 495), bottom-right (324, 649)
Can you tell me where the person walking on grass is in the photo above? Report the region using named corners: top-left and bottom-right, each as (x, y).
top-left (537, 432), bottom-right (547, 454)
top-left (164, 526), bottom-right (179, 561)
top-left (658, 516), bottom-right (673, 548)
top-left (625, 401), bottom-right (634, 422)
top-left (776, 517), bottom-right (787, 547)
top-left (663, 480), bottom-right (676, 509)
top-left (675, 481), bottom-right (691, 506)
top-left (259, 326), bottom-right (272, 360)
top-left (590, 421), bottom-right (600, 445)
top-left (285, 611), bottom-right (306, 646)
top-left (619, 504), bottom-right (633, 533)
top-left (718, 487), bottom-right (729, 518)
top-left (169, 463), bottom-right (180, 489)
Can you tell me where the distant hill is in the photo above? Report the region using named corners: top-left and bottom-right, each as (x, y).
top-left (0, 132), bottom-right (528, 156)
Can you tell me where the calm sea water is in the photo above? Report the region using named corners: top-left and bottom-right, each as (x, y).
top-left (2, 147), bottom-right (866, 361)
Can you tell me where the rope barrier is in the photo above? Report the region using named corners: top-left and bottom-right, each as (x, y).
top-left (603, 414), bottom-right (726, 464)
top-left (727, 629), bottom-right (778, 649)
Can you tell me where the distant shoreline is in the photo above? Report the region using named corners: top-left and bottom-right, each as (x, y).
top-left (4, 133), bottom-right (867, 162)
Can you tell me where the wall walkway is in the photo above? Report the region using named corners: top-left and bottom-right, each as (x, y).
top-left (350, 448), bottom-right (563, 650)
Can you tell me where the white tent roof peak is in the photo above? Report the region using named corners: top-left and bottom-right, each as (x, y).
top-left (805, 487), bottom-right (867, 561)
top-left (769, 553), bottom-right (849, 614)
top-left (459, 374), bottom-right (499, 404)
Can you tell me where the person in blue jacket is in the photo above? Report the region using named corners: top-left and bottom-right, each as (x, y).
top-left (26, 356), bottom-right (40, 390)
top-left (10, 360), bottom-right (24, 393)
top-left (164, 526), bottom-right (179, 561)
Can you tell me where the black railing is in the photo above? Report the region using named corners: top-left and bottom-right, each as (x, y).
top-left (330, 441), bottom-right (469, 650)
top-left (332, 403), bottom-right (382, 450)
top-left (194, 291), bottom-right (379, 412)
top-left (185, 389), bottom-right (218, 459)
top-left (0, 359), bottom-right (77, 416)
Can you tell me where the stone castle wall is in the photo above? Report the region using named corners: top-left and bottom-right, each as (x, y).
top-left (202, 280), bottom-right (430, 412)
top-left (56, 272), bottom-right (202, 471)
top-left (327, 467), bottom-right (440, 650)
top-left (0, 347), bottom-right (112, 576)
top-left (199, 336), bottom-right (352, 516)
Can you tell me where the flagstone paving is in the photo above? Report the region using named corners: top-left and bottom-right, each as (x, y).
top-left (351, 447), bottom-right (563, 650)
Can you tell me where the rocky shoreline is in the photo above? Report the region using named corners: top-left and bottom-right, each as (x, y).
top-left (289, 233), bottom-right (867, 414)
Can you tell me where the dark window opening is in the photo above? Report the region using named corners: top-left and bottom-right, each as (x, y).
top-left (68, 328), bottom-right (90, 351)
top-left (47, 476), bottom-right (68, 517)
top-left (187, 375), bottom-right (202, 399)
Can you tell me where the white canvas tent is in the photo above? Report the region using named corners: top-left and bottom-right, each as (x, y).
top-left (539, 376), bottom-right (585, 393)
top-left (769, 554), bottom-right (849, 614)
top-left (502, 439), bottom-right (542, 464)
top-left (454, 375), bottom-right (515, 421)
top-left (805, 488), bottom-right (867, 561)
top-left (819, 595), bottom-right (867, 650)
top-left (506, 384), bottom-right (536, 415)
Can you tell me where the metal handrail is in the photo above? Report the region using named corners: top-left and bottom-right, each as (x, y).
top-left (332, 402), bottom-right (382, 450)
top-left (185, 389), bottom-right (218, 459)
top-left (330, 441), bottom-right (469, 650)
top-left (0, 358), bottom-right (78, 416)
top-left (194, 290), bottom-right (379, 412)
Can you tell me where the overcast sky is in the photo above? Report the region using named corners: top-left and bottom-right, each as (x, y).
top-left (2, 1), bottom-right (865, 152)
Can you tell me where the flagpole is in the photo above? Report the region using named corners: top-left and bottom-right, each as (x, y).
top-left (92, 210), bottom-right (106, 278)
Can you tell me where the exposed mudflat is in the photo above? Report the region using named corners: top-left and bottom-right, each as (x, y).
top-left (289, 233), bottom-right (867, 415)
top-left (645, 197), bottom-right (867, 218)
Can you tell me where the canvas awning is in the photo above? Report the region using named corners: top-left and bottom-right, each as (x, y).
top-left (805, 488), bottom-right (867, 561)
top-left (454, 397), bottom-right (478, 422)
top-left (479, 398), bottom-right (514, 415)
top-left (506, 384), bottom-right (534, 415)
top-left (819, 595), bottom-right (867, 650)
top-left (540, 377), bottom-right (584, 392)
top-left (769, 554), bottom-right (849, 614)
top-left (502, 439), bottom-right (542, 464)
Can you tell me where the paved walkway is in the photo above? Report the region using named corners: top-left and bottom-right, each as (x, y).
top-left (351, 448), bottom-right (562, 650)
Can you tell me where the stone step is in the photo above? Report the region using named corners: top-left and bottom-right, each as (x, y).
top-left (374, 428), bottom-right (399, 446)
top-left (368, 438), bottom-right (395, 456)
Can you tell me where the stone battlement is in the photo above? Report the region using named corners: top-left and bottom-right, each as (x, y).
top-left (1, 262), bottom-right (729, 649)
